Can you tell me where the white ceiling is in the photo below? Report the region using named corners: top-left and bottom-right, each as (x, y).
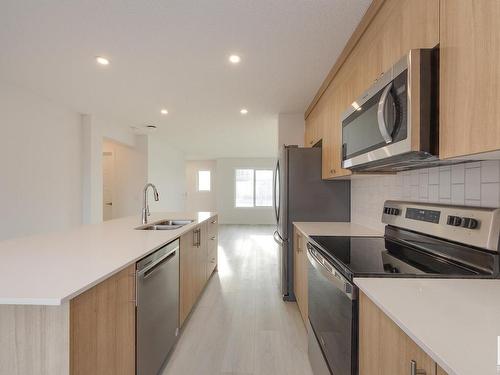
top-left (0, 0), bottom-right (370, 159)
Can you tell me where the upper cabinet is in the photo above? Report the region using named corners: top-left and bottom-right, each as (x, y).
top-left (305, 108), bottom-right (322, 147)
top-left (305, 0), bottom-right (439, 179)
top-left (439, 0), bottom-right (500, 159)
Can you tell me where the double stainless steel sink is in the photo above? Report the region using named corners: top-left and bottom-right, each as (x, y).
top-left (136, 219), bottom-right (193, 231)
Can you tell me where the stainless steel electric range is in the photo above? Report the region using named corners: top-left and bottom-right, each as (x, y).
top-left (306, 201), bottom-right (500, 375)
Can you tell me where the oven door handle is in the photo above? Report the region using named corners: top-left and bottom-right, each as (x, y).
top-left (307, 244), bottom-right (357, 300)
top-left (377, 82), bottom-right (394, 144)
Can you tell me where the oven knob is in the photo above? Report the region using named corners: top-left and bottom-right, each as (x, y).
top-left (460, 218), bottom-right (471, 228)
top-left (383, 207), bottom-right (390, 214)
top-left (447, 215), bottom-right (462, 226)
top-left (393, 208), bottom-right (400, 215)
top-left (461, 217), bottom-right (479, 229)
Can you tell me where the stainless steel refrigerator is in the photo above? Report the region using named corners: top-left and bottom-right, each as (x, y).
top-left (273, 145), bottom-right (350, 300)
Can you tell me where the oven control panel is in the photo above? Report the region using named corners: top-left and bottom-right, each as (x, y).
top-left (382, 200), bottom-right (500, 251)
top-left (405, 207), bottom-right (441, 223)
top-left (446, 215), bottom-right (479, 229)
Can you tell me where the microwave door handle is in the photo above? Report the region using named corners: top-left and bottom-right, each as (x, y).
top-left (377, 82), bottom-right (394, 144)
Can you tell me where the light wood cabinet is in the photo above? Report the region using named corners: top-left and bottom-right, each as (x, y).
top-left (70, 264), bottom-right (136, 375)
top-left (439, 0), bottom-right (500, 159)
top-left (306, 0), bottom-right (439, 179)
top-left (436, 365), bottom-right (448, 375)
top-left (305, 108), bottom-right (323, 148)
top-left (207, 216), bottom-right (218, 278)
top-left (180, 218), bottom-right (218, 326)
top-left (293, 227), bottom-right (308, 326)
top-left (359, 291), bottom-right (447, 375)
top-left (180, 227), bottom-right (199, 325)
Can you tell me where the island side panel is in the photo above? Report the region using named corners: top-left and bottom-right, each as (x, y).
top-left (70, 264), bottom-right (136, 375)
top-left (0, 303), bottom-right (70, 375)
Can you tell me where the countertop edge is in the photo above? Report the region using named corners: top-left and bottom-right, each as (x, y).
top-left (354, 279), bottom-right (456, 375)
top-left (293, 221), bottom-right (383, 237)
top-left (0, 212), bottom-right (218, 306)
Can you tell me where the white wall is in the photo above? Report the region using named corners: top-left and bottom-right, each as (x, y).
top-left (147, 135), bottom-right (187, 212)
top-left (216, 158), bottom-right (277, 225)
top-left (351, 161), bottom-right (500, 231)
top-left (185, 160), bottom-right (217, 212)
top-left (102, 139), bottom-right (148, 219)
top-left (278, 113), bottom-right (304, 152)
top-left (0, 82), bottom-right (83, 240)
top-left (81, 114), bottom-right (144, 224)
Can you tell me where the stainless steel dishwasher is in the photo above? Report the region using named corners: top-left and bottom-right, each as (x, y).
top-left (136, 239), bottom-right (179, 375)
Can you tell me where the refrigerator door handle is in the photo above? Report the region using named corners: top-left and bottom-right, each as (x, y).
top-left (273, 160), bottom-right (280, 225)
top-left (273, 230), bottom-right (285, 246)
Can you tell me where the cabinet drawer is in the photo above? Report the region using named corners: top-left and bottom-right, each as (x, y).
top-left (207, 240), bottom-right (217, 278)
top-left (208, 216), bottom-right (218, 238)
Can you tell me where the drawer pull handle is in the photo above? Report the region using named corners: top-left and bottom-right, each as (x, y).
top-left (410, 360), bottom-right (426, 375)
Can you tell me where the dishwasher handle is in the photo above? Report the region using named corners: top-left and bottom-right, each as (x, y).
top-left (138, 247), bottom-right (178, 278)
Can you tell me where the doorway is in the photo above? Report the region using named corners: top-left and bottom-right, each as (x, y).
top-left (102, 151), bottom-right (114, 221)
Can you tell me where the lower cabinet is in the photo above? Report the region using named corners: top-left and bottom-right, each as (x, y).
top-left (180, 216), bottom-right (218, 326)
top-left (293, 226), bottom-right (308, 326)
top-left (207, 216), bottom-right (218, 278)
top-left (359, 292), bottom-right (447, 375)
top-left (70, 264), bottom-right (136, 375)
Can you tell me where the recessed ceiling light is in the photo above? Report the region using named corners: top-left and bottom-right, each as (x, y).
top-left (160, 109), bottom-right (168, 115)
top-left (240, 108), bottom-right (248, 115)
top-left (229, 55), bottom-right (241, 64)
top-left (96, 56), bottom-right (110, 66)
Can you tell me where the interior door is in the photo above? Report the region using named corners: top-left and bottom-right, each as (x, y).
top-left (102, 151), bottom-right (114, 221)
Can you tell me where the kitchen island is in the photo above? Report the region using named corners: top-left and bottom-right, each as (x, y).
top-left (0, 211), bottom-right (217, 375)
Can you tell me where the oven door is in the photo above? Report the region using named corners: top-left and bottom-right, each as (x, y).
top-left (341, 63), bottom-right (409, 170)
top-left (307, 243), bottom-right (358, 375)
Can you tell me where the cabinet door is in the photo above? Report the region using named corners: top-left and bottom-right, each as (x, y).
top-left (207, 216), bottom-right (218, 278)
top-left (440, 0), bottom-right (500, 159)
top-left (180, 228), bottom-right (197, 326)
top-left (70, 265), bottom-right (136, 375)
top-left (359, 292), bottom-right (436, 375)
top-left (293, 227), bottom-right (308, 326)
top-left (305, 107), bottom-right (324, 148)
top-left (196, 222), bottom-right (208, 295)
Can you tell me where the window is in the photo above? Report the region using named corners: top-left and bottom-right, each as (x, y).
top-left (255, 170), bottom-right (273, 206)
top-left (235, 169), bottom-right (254, 207)
top-left (198, 170), bottom-right (211, 191)
top-left (235, 169), bottom-right (273, 207)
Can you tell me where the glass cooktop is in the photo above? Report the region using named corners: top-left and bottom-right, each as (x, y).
top-left (309, 235), bottom-right (493, 280)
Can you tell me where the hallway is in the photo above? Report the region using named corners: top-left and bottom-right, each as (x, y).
top-left (163, 225), bottom-right (313, 375)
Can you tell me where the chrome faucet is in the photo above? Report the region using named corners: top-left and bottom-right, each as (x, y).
top-left (142, 183), bottom-right (159, 224)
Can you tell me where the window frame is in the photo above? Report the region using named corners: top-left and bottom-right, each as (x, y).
top-left (197, 170), bottom-right (211, 192)
top-left (234, 168), bottom-right (273, 208)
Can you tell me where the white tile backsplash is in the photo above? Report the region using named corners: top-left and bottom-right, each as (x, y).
top-left (351, 160), bottom-right (500, 231)
top-left (480, 160), bottom-right (500, 183)
top-left (439, 170), bottom-right (451, 198)
top-left (451, 183), bottom-right (465, 205)
top-left (464, 167), bottom-right (481, 200)
top-left (451, 164), bottom-right (465, 184)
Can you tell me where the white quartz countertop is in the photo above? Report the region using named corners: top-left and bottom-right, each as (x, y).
top-left (355, 278), bottom-right (500, 375)
top-left (0, 212), bottom-right (216, 306)
top-left (293, 221), bottom-right (382, 237)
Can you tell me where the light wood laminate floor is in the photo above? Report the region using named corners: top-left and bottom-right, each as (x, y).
top-left (163, 225), bottom-right (313, 375)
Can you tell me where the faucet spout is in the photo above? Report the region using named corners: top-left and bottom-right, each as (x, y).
top-left (142, 183), bottom-right (160, 224)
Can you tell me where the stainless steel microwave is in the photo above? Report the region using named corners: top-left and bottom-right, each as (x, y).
top-left (341, 49), bottom-right (438, 172)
